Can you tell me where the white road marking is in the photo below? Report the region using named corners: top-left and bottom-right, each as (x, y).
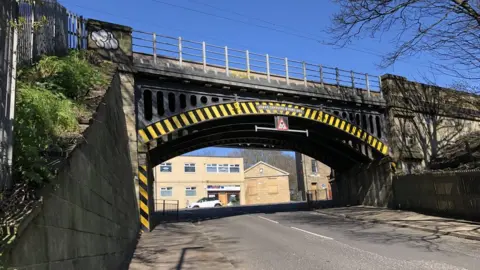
top-left (290, 226), bottom-right (333, 240)
top-left (310, 212), bottom-right (332, 217)
top-left (257, 216), bottom-right (279, 224)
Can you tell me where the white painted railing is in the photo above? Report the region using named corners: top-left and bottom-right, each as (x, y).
top-left (132, 30), bottom-right (382, 95)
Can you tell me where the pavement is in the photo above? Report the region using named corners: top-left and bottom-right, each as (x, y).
top-left (128, 222), bottom-right (235, 270)
top-left (314, 206), bottom-right (480, 241)
top-left (129, 209), bottom-right (480, 270)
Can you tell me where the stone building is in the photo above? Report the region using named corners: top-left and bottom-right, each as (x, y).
top-left (244, 161), bottom-right (290, 205)
top-left (295, 153), bottom-right (332, 200)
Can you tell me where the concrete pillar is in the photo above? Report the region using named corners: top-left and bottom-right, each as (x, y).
top-left (86, 19), bottom-right (133, 66)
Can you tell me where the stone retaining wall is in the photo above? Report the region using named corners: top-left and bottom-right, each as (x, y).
top-left (2, 72), bottom-right (139, 270)
top-left (393, 171), bottom-right (480, 220)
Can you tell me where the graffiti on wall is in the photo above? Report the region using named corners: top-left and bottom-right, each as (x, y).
top-left (91, 29), bottom-right (119, 50)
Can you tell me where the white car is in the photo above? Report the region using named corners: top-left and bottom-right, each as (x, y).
top-left (187, 197), bottom-right (222, 208)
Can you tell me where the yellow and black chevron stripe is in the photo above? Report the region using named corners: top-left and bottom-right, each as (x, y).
top-left (138, 101), bottom-right (389, 155)
top-left (138, 165), bottom-right (151, 232)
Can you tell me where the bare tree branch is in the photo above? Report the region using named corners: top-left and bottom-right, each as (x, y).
top-left (329, 0), bottom-right (480, 80)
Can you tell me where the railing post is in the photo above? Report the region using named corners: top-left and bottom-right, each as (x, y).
top-left (152, 33), bottom-right (157, 64)
top-left (178, 37), bottom-right (183, 66)
top-left (202, 41), bottom-right (206, 72)
top-left (246, 50), bottom-right (250, 79)
top-left (303, 61), bottom-right (307, 87)
top-left (365, 74), bottom-right (371, 97)
top-left (29, 2), bottom-right (35, 63)
top-left (319, 65), bottom-right (324, 86)
top-left (225, 46), bottom-right (229, 76)
top-left (266, 54), bottom-right (270, 82)
top-left (285, 57), bottom-right (289, 85)
top-left (351, 71), bottom-right (355, 88)
top-left (163, 200), bottom-right (166, 216)
top-left (335, 68), bottom-right (340, 86)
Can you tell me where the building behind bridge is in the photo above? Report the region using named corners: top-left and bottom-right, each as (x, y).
top-left (295, 153), bottom-right (332, 201)
top-left (153, 156), bottom-right (292, 208)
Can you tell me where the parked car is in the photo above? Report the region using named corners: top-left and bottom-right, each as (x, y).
top-left (187, 197), bottom-right (222, 208)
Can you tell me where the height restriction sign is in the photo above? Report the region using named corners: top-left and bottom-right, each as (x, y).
top-left (275, 116), bottom-right (289, 131)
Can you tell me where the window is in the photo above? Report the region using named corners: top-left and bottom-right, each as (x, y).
top-left (229, 164), bottom-right (240, 173)
top-left (160, 162), bottom-right (172, 172)
top-left (405, 135), bottom-right (416, 147)
top-left (218, 164), bottom-right (229, 173)
top-left (206, 164), bottom-right (217, 173)
top-left (160, 187), bottom-right (172, 196)
top-left (311, 159), bottom-right (318, 174)
top-left (185, 187), bottom-right (196, 196)
top-left (268, 184), bottom-right (279, 194)
top-left (184, 163), bottom-right (196, 173)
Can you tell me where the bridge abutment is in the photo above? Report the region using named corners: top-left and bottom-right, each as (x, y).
top-left (332, 158), bottom-right (394, 208)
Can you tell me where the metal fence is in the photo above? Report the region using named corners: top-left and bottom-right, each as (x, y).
top-left (17, 0), bottom-right (86, 65)
top-left (0, 0), bottom-right (18, 191)
top-left (0, 0), bottom-right (86, 190)
top-left (132, 31), bottom-right (382, 94)
top-left (393, 171), bottom-right (480, 220)
top-left (154, 199), bottom-right (179, 220)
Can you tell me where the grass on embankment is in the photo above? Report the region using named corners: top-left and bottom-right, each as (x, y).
top-left (13, 50), bottom-right (114, 189)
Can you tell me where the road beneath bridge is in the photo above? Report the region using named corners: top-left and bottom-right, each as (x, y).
top-left (129, 208), bottom-right (480, 270)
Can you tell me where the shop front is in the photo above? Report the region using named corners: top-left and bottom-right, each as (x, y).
top-left (207, 185), bottom-right (241, 206)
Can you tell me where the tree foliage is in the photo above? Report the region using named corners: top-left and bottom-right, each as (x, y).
top-left (329, 0), bottom-right (480, 80)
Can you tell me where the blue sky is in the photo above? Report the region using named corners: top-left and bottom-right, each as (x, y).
top-left (60, 0), bottom-right (457, 156)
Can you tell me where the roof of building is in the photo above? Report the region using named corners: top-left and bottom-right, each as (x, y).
top-left (244, 161), bottom-right (290, 176)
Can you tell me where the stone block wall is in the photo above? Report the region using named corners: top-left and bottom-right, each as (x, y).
top-left (3, 72), bottom-right (139, 270)
top-left (334, 158), bottom-right (394, 207)
top-left (381, 74), bottom-right (480, 171)
top-left (393, 171), bottom-right (480, 220)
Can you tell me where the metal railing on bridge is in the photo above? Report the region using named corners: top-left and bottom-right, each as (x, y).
top-left (132, 31), bottom-right (382, 95)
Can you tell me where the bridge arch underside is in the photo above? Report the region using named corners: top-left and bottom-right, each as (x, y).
top-left (144, 113), bottom-right (388, 171)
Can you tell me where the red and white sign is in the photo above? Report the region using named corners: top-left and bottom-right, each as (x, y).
top-left (275, 116), bottom-right (289, 131)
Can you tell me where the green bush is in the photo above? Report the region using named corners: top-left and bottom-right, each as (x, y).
top-left (13, 50), bottom-right (111, 188)
top-left (13, 83), bottom-right (79, 186)
top-left (20, 50), bottom-right (109, 100)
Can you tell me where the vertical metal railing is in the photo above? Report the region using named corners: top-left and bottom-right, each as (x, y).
top-left (131, 31), bottom-right (383, 93)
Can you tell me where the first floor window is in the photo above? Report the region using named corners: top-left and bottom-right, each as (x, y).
top-left (229, 164), bottom-right (240, 173)
top-left (160, 187), bottom-right (172, 196)
top-left (160, 162), bottom-right (172, 172)
top-left (218, 164), bottom-right (229, 173)
top-left (311, 159), bottom-right (318, 174)
top-left (206, 164), bottom-right (218, 173)
top-left (184, 163), bottom-right (196, 173)
top-left (185, 187), bottom-right (197, 196)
